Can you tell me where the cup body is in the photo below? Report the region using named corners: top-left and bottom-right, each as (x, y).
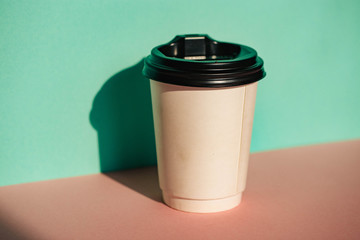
top-left (150, 80), bottom-right (258, 213)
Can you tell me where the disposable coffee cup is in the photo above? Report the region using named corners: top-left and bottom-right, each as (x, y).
top-left (143, 34), bottom-right (266, 213)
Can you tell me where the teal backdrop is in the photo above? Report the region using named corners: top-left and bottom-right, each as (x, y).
top-left (1, 0), bottom-right (359, 186)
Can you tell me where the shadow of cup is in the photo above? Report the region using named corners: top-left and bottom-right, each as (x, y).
top-left (89, 59), bottom-right (157, 172)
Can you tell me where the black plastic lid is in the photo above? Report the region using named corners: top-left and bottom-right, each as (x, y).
top-left (142, 34), bottom-right (266, 88)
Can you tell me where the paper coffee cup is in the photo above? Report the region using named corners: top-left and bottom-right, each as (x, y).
top-left (143, 34), bottom-right (266, 213)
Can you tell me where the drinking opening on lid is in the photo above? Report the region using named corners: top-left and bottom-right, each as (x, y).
top-left (158, 34), bottom-right (240, 61)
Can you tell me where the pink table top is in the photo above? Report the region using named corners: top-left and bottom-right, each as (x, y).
top-left (1, 140), bottom-right (360, 240)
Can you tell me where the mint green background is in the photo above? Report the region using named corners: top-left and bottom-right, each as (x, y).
top-left (1, 0), bottom-right (359, 186)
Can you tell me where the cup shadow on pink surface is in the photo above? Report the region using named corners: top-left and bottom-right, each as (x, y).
top-left (90, 59), bottom-right (161, 202)
top-left (104, 167), bottom-right (162, 202)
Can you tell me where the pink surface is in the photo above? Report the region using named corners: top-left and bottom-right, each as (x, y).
top-left (0, 140), bottom-right (360, 240)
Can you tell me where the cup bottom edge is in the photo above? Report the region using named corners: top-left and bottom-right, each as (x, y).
top-left (162, 191), bottom-right (242, 213)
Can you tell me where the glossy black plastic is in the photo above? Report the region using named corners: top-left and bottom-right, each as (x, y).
top-left (143, 34), bottom-right (266, 88)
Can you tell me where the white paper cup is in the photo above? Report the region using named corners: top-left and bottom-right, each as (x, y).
top-left (143, 34), bottom-right (265, 213)
top-left (150, 80), bottom-right (257, 213)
